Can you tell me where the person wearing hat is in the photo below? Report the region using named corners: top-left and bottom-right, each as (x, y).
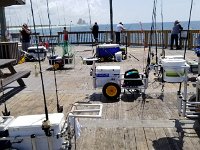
top-left (115, 22), bottom-right (125, 44)
top-left (20, 23), bottom-right (31, 52)
top-left (92, 22), bottom-right (99, 44)
top-left (170, 20), bottom-right (183, 50)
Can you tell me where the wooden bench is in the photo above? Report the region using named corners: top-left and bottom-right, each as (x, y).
top-left (0, 71), bottom-right (31, 89)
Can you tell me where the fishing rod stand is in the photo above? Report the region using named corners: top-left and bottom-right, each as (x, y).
top-left (1, 79), bottom-right (10, 116)
top-left (42, 120), bottom-right (52, 137)
top-left (2, 103), bottom-right (10, 116)
top-left (57, 104), bottom-right (63, 113)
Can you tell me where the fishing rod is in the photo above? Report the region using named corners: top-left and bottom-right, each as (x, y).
top-left (55, 1), bottom-right (62, 31)
top-left (139, 21), bottom-right (146, 72)
top-left (178, 0), bottom-right (194, 93)
top-left (45, 0), bottom-right (63, 113)
top-left (87, 0), bottom-right (95, 54)
top-left (36, 0), bottom-right (45, 36)
top-left (87, 0), bottom-right (92, 27)
top-left (160, 0), bottom-right (165, 57)
top-left (154, 0), bottom-right (158, 65)
top-left (29, 0), bottom-right (51, 136)
top-left (145, 0), bottom-right (157, 77)
top-left (62, 5), bottom-right (67, 27)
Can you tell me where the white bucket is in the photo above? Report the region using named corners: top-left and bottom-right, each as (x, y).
top-left (162, 59), bottom-right (186, 83)
top-left (115, 51), bottom-right (122, 62)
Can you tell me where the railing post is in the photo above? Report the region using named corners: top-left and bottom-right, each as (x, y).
top-left (57, 32), bottom-right (61, 45)
top-left (144, 31), bottom-right (148, 47)
top-left (164, 30), bottom-right (169, 48)
top-left (77, 33), bottom-right (79, 44)
top-left (127, 31), bottom-right (131, 46)
top-left (188, 30), bottom-right (193, 50)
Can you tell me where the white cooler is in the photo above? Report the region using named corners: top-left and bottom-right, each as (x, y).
top-left (27, 46), bottom-right (47, 60)
top-left (95, 66), bottom-right (120, 88)
top-left (8, 113), bottom-right (65, 150)
top-left (161, 59), bottom-right (189, 83)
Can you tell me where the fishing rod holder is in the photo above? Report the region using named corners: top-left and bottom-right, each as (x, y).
top-left (42, 120), bottom-right (52, 137)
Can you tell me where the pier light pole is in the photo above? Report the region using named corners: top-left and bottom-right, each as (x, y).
top-left (109, 0), bottom-right (114, 42)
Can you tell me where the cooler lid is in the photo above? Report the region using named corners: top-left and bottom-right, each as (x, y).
top-left (0, 116), bottom-right (15, 131)
top-left (8, 113), bottom-right (64, 128)
top-left (98, 44), bottom-right (119, 48)
top-left (28, 46), bottom-right (46, 50)
top-left (164, 55), bottom-right (184, 59)
top-left (96, 66), bottom-right (120, 70)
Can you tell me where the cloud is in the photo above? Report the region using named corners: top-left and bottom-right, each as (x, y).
top-left (5, 0), bottom-right (200, 27)
top-left (5, 0), bottom-right (107, 26)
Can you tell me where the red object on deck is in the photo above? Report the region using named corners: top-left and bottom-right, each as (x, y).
top-left (44, 42), bottom-right (49, 49)
top-left (64, 33), bottom-right (68, 41)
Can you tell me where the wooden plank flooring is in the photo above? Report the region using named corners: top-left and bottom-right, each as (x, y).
top-left (0, 45), bottom-right (200, 149)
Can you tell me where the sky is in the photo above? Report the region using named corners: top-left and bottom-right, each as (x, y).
top-left (4, 0), bottom-right (200, 26)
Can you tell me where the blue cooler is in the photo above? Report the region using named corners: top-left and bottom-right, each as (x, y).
top-left (96, 44), bottom-right (120, 58)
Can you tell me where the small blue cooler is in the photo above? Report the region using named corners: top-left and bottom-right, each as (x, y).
top-left (96, 44), bottom-right (120, 58)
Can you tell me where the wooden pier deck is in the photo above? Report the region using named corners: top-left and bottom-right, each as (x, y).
top-left (0, 45), bottom-right (200, 150)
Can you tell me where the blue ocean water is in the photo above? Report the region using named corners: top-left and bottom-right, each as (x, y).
top-left (9, 21), bottom-right (200, 35)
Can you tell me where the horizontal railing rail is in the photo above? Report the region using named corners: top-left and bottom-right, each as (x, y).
top-left (10, 30), bottom-right (200, 49)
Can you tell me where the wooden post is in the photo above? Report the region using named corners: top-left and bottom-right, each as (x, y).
top-left (127, 31), bottom-right (131, 46)
top-left (164, 30), bottom-right (169, 48)
top-left (0, 7), bottom-right (6, 41)
top-left (144, 31), bottom-right (148, 47)
top-left (188, 30), bottom-right (193, 50)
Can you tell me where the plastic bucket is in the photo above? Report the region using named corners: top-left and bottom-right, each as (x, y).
top-left (115, 51), bottom-right (122, 62)
top-left (162, 59), bottom-right (186, 83)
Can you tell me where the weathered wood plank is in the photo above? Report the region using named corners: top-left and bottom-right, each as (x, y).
top-left (135, 128), bottom-right (148, 150)
top-left (154, 128), bottom-right (172, 150)
top-left (144, 128), bottom-right (158, 150)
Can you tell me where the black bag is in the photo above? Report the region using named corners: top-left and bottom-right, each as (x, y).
top-left (124, 69), bottom-right (143, 86)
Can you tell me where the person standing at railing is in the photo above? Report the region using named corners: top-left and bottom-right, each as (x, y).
top-left (63, 27), bottom-right (69, 56)
top-left (170, 20), bottom-right (183, 50)
top-left (20, 23), bottom-right (31, 52)
top-left (92, 22), bottom-right (99, 44)
top-left (115, 22), bottom-right (125, 44)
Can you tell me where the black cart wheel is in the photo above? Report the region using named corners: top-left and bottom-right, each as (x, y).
top-left (102, 82), bottom-right (121, 100)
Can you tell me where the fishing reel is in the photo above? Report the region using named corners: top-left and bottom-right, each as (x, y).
top-left (42, 120), bottom-right (52, 137)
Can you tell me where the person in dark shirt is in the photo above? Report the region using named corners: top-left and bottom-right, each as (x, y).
top-left (170, 20), bottom-right (183, 50)
top-left (92, 22), bottom-right (99, 43)
top-left (20, 23), bottom-right (31, 51)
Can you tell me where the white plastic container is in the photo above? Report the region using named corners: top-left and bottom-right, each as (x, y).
top-left (115, 51), bottom-right (122, 62)
top-left (95, 66), bottom-right (120, 88)
top-left (161, 59), bottom-right (187, 83)
top-left (8, 113), bottom-right (65, 150)
top-left (27, 46), bottom-right (47, 60)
